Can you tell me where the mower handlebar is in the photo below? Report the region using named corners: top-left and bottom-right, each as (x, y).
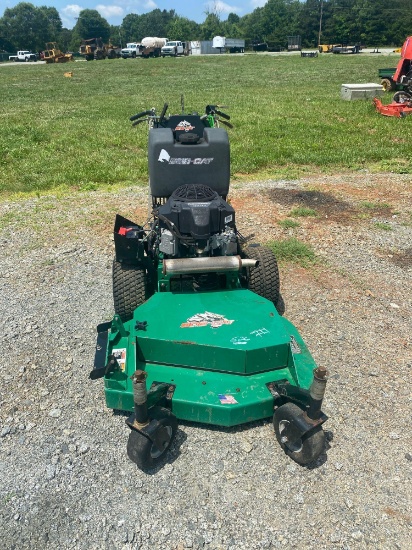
top-left (132, 118), bottom-right (149, 127)
top-left (130, 110), bottom-right (153, 122)
top-left (215, 109), bottom-right (230, 120)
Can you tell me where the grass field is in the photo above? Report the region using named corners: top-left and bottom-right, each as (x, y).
top-left (0, 53), bottom-right (411, 196)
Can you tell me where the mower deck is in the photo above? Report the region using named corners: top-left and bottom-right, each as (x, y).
top-left (100, 289), bottom-right (317, 426)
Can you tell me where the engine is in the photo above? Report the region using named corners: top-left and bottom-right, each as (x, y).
top-left (156, 184), bottom-right (237, 258)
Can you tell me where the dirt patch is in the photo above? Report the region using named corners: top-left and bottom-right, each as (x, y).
top-left (388, 247), bottom-right (412, 269)
top-left (264, 188), bottom-right (357, 222)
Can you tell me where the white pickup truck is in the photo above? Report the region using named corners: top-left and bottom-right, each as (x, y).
top-left (120, 43), bottom-right (142, 59)
top-left (161, 41), bottom-right (185, 57)
top-left (9, 50), bottom-right (37, 62)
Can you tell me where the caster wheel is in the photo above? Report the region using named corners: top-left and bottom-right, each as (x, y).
top-left (273, 402), bottom-right (325, 465)
top-left (127, 407), bottom-right (178, 470)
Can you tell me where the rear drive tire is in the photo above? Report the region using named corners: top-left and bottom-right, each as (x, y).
top-left (273, 402), bottom-right (325, 465)
top-left (393, 91), bottom-right (412, 104)
top-left (112, 259), bottom-right (149, 322)
top-left (241, 245), bottom-right (280, 306)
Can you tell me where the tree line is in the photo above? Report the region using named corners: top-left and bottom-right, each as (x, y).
top-left (1, 0), bottom-right (411, 54)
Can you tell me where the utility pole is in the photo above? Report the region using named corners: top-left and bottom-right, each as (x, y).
top-left (318, 0), bottom-right (324, 48)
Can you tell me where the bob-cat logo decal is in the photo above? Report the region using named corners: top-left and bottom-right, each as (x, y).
top-left (158, 149), bottom-right (214, 165)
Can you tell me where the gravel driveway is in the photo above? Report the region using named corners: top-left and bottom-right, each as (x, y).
top-left (0, 173), bottom-right (411, 549)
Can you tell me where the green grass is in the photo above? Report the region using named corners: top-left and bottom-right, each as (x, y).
top-left (278, 218), bottom-right (300, 228)
top-left (360, 200), bottom-right (391, 209)
top-left (373, 222), bottom-right (393, 230)
top-left (289, 206), bottom-right (318, 217)
top-left (0, 53), bottom-right (411, 195)
top-left (268, 237), bottom-right (317, 267)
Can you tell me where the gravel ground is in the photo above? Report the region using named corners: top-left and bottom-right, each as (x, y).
top-left (0, 173), bottom-right (411, 549)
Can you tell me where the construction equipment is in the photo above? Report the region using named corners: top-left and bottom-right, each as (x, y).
top-left (78, 39), bottom-right (119, 60)
top-left (318, 44), bottom-right (335, 53)
top-left (89, 98), bottom-right (330, 471)
top-left (43, 42), bottom-right (73, 64)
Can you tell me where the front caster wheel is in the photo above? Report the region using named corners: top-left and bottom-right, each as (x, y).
top-left (127, 407), bottom-right (178, 470)
top-left (273, 402), bottom-right (325, 465)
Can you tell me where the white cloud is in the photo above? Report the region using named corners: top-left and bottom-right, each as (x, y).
top-left (206, 1), bottom-right (243, 15)
top-left (60, 4), bottom-right (83, 28)
top-left (119, 0), bottom-right (157, 12)
top-left (60, 0), bottom-right (158, 28)
top-left (95, 4), bottom-right (124, 18)
top-left (61, 3), bottom-right (83, 17)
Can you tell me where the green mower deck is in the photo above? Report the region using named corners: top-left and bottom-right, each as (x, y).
top-left (99, 289), bottom-right (318, 426)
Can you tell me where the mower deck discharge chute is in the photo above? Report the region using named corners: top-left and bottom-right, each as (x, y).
top-left (90, 100), bottom-right (329, 470)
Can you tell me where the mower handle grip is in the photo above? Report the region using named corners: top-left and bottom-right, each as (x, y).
top-left (218, 119), bottom-right (233, 129)
top-left (132, 118), bottom-right (149, 127)
top-left (130, 110), bottom-right (153, 122)
top-left (215, 109), bottom-right (230, 120)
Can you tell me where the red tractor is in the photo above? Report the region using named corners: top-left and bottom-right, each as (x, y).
top-left (391, 36), bottom-right (412, 103)
top-left (374, 37), bottom-right (412, 117)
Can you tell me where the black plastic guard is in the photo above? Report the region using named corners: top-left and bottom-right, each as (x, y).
top-left (114, 214), bottom-right (146, 263)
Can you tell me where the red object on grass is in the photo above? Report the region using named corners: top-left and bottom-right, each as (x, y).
top-left (373, 97), bottom-right (412, 118)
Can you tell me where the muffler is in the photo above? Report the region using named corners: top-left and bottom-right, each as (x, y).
top-left (163, 255), bottom-right (258, 275)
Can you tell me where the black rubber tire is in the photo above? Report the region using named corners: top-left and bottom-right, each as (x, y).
top-left (127, 407), bottom-right (178, 470)
top-left (241, 246), bottom-right (280, 306)
top-left (381, 78), bottom-right (394, 92)
top-left (112, 259), bottom-right (148, 322)
top-left (273, 402), bottom-right (325, 465)
top-left (393, 91), bottom-right (412, 104)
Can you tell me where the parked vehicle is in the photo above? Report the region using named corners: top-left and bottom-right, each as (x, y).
top-left (120, 42), bottom-right (141, 58)
top-left (332, 44), bottom-right (361, 54)
top-left (9, 50), bottom-right (37, 62)
top-left (140, 37), bottom-right (168, 58)
top-left (212, 36), bottom-right (245, 53)
top-left (161, 41), bottom-right (184, 57)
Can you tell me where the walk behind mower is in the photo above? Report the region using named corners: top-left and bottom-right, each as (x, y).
top-left (90, 99), bottom-right (329, 470)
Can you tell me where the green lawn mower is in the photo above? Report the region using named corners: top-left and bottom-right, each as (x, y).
top-left (90, 99), bottom-right (329, 470)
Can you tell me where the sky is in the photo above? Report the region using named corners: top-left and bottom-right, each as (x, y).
top-left (1, 0), bottom-right (268, 29)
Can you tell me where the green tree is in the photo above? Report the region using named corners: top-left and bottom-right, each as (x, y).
top-left (73, 9), bottom-right (111, 42)
top-left (0, 2), bottom-right (62, 51)
top-left (199, 13), bottom-right (223, 40)
top-left (58, 28), bottom-right (73, 52)
top-left (167, 17), bottom-right (200, 41)
top-left (38, 6), bottom-right (62, 40)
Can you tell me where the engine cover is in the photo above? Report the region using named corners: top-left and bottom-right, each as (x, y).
top-left (157, 184), bottom-right (235, 240)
